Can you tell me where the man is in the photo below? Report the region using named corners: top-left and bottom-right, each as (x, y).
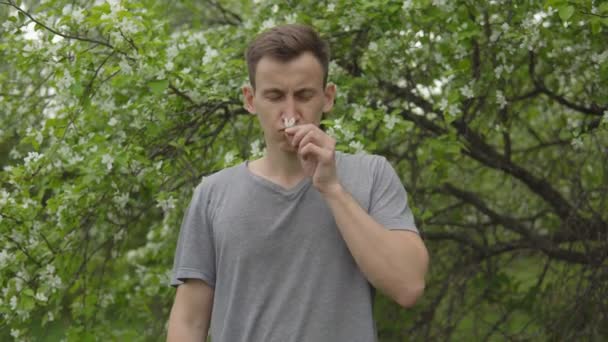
top-left (167, 24), bottom-right (429, 342)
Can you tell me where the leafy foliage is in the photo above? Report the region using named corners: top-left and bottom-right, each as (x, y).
top-left (1, 0), bottom-right (607, 340)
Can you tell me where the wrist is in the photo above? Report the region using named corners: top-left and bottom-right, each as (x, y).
top-left (319, 182), bottom-right (346, 199)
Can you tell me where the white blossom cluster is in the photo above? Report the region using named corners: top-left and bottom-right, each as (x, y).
top-left (250, 139), bottom-right (265, 158)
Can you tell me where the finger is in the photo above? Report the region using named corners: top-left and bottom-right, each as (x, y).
top-left (290, 124), bottom-right (316, 147)
top-left (299, 142), bottom-right (333, 162)
top-left (297, 130), bottom-right (320, 150)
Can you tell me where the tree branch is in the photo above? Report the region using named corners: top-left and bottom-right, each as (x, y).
top-left (528, 51), bottom-right (606, 116)
top-left (1, 1), bottom-right (130, 58)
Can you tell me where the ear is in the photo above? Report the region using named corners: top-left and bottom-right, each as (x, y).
top-left (242, 85), bottom-right (256, 114)
top-left (322, 83), bottom-right (337, 113)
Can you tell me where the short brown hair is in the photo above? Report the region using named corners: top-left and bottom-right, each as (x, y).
top-left (245, 24), bottom-right (330, 89)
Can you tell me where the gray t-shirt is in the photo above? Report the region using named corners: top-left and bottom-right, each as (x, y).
top-left (170, 152), bottom-right (418, 342)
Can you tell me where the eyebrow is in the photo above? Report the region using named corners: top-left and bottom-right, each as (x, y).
top-left (261, 87), bottom-right (317, 95)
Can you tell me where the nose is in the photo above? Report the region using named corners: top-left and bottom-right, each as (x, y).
top-left (281, 95), bottom-right (299, 123)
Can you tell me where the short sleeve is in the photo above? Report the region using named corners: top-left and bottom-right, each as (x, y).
top-left (170, 181), bottom-right (216, 287)
top-left (369, 156), bottom-right (418, 233)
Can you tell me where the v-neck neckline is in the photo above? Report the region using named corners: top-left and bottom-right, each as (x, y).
top-left (242, 161), bottom-right (312, 198)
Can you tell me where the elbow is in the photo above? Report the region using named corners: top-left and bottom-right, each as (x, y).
top-left (396, 280), bottom-right (425, 308)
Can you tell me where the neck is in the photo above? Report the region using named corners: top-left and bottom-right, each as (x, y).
top-left (263, 145), bottom-right (305, 179)
top-left (250, 143), bottom-right (307, 183)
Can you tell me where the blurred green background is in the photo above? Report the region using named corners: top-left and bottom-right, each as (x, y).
top-left (1, 0), bottom-right (607, 340)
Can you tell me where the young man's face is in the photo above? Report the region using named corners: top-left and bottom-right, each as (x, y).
top-left (243, 52), bottom-right (336, 153)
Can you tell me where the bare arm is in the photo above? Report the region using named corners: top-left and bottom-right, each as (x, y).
top-left (167, 279), bottom-right (214, 342)
top-left (323, 186), bottom-right (429, 308)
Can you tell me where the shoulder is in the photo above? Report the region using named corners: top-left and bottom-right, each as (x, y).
top-left (193, 163), bottom-right (245, 198)
top-left (337, 151), bottom-right (389, 175)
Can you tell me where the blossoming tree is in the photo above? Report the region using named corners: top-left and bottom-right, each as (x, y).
top-left (1, 0), bottom-right (607, 340)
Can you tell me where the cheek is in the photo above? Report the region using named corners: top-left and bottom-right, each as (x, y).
top-left (252, 99), bottom-right (276, 115)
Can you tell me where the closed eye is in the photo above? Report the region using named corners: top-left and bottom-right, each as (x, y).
top-left (295, 90), bottom-right (315, 101)
top-left (263, 90), bottom-right (284, 101)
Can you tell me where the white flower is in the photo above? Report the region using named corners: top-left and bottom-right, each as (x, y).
top-left (532, 11), bottom-right (548, 26)
top-left (224, 151), bottom-right (236, 165)
top-left (165, 61), bottom-right (174, 71)
top-left (2, 20), bottom-right (13, 31)
top-left (36, 292), bottom-right (48, 302)
top-left (571, 137), bottom-right (583, 150)
top-left (108, 117), bottom-right (118, 126)
top-left (166, 45), bottom-right (179, 59)
top-left (35, 131), bottom-right (44, 145)
top-left (117, 17), bottom-right (140, 35)
top-left (342, 129), bottom-right (355, 141)
top-left (602, 110), bottom-right (608, 124)
top-left (352, 105), bottom-right (364, 121)
top-left (0, 189), bottom-right (9, 206)
top-left (383, 114), bottom-right (399, 130)
top-left (332, 117), bottom-right (343, 133)
top-left (101, 293), bottom-right (115, 308)
top-left (119, 58), bottom-right (133, 75)
top-left (202, 46), bottom-right (219, 64)
top-left (402, 0), bottom-right (412, 10)
top-left (10, 296), bottom-right (17, 310)
top-left (250, 139), bottom-right (264, 158)
top-left (412, 106), bottom-right (424, 116)
top-left (272, 4), bottom-right (279, 13)
top-left (102, 154), bottom-right (114, 171)
top-left (448, 104), bottom-right (461, 117)
top-left (24, 151), bottom-right (43, 167)
top-left (67, 154), bottom-right (84, 166)
top-left (460, 84), bottom-right (474, 99)
top-left (56, 71), bottom-right (74, 89)
top-left (284, 13), bottom-right (297, 24)
top-left (327, 3), bottom-right (335, 12)
top-left (261, 18), bottom-right (276, 31)
top-left (349, 141), bottom-right (366, 154)
top-left (494, 65), bottom-right (503, 78)
top-left (368, 42), bottom-right (378, 51)
top-left (157, 196), bottom-right (176, 213)
top-left (438, 98), bottom-right (449, 111)
top-left (10, 329), bottom-right (20, 339)
top-left (48, 312), bottom-right (55, 322)
top-left (188, 32), bottom-right (207, 45)
top-left (50, 275), bottom-right (63, 290)
top-left (113, 192), bottom-right (129, 209)
top-left (283, 117), bottom-right (296, 128)
top-left (496, 90), bottom-right (507, 109)
top-left (72, 7), bottom-right (85, 24)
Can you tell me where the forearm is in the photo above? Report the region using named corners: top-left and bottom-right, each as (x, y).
top-left (322, 184), bottom-right (428, 307)
top-left (167, 280), bottom-right (213, 341)
top-left (167, 319), bottom-right (208, 342)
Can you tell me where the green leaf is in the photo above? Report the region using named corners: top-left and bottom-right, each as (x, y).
top-left (70, 83), bottom-right (84, 96)
top-left (591, 18), bottom-right (601, 34)
top-left (22, 296), bottom-right (35, 310)
top-left (559, 5), bottom-right (575, 21)
top-left (148, 79), bottom-right (169, 95)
